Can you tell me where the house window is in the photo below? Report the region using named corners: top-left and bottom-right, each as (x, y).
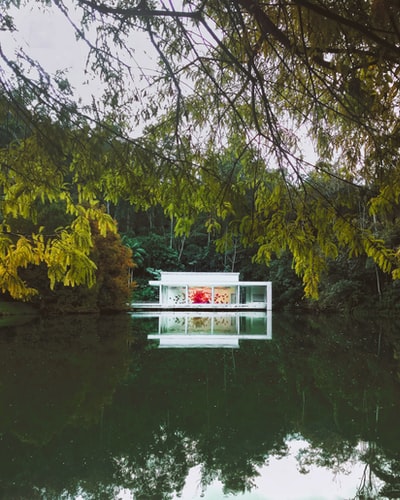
top-left (214, 287), bottom-right (233, 304)
top-left (250, 286), bottom-right (266, 303)
top-left (167, 286), bottom-right (186, 304)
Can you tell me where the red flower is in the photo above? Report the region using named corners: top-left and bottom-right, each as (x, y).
top-left (190, 289), bottom-right (210, 303)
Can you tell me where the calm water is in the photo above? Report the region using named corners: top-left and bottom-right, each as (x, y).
top-left (0, 312), bottom-right (399, 499)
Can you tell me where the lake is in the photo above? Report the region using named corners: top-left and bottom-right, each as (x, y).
top-left (0, 311), bottom-right (399, 499)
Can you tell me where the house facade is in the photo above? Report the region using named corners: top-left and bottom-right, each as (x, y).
top-left (141, 272), bottom-right (272, 310)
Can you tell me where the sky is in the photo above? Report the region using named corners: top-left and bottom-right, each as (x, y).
top-left (3, 3), bottom-right (88, 96)
top-left (2, 1), bottom-right (157, 109)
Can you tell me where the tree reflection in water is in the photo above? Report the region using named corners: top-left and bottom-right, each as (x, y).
top-left (0, 313), bottom-right (399, 499)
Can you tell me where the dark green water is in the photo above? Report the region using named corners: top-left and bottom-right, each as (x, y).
top-left (0, 312), bottom-right (399, 499)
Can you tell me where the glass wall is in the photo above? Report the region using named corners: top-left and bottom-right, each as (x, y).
top-left (241, 286), bottom-right (267, 304)
top-left (165, 286), bottom-right (186, 305)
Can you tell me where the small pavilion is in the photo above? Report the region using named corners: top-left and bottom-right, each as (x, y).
top-left (135, 271), bottom-right (272, 310)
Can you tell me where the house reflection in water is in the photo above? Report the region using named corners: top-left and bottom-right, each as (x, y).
top-left (132, 311), bottom-right (272, 348)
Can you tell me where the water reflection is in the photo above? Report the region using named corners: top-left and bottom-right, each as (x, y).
top-left (132, 311), bottom-right (272, 348)
top-left (0, 313), bottom-right (399, 498)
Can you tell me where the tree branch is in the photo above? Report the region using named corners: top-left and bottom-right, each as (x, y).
top-left (294, 0), bottom-right (400, 57)
top-left (78, 0), bottom-right (202, 20)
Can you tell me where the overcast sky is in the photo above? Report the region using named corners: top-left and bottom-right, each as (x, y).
top-left (2, 1), bottom-right (158, 107)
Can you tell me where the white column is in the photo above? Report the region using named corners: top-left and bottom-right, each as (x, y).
top-left (266, 282), bottom-right (272, 310)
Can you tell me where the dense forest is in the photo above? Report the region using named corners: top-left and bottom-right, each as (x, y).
top-left (0, 1), bottom-right (399, 314)
top-left (117, 204), bottom-right (400, 314)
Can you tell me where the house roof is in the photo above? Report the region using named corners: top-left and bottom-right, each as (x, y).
top-left (150, 271), bottom-right (239, 286)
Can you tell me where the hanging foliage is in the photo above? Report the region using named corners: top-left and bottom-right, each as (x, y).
top-left (0, 1), bottom-right (399, 298)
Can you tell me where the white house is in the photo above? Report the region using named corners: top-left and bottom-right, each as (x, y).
top-left (133, 272), bottom-right (272, 310)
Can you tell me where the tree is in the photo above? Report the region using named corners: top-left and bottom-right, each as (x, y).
top-left (91, 222), bottom-right (136, 312)
top-left (9, 209), bottom-right (135, 312)
top-left (1, 1), bottom-right (399, 298)
top-left (0, 95), bottom-right (143, 300)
